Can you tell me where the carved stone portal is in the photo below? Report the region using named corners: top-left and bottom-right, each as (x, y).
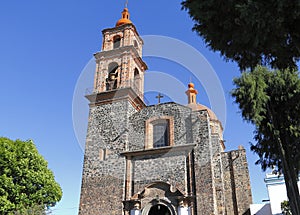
top-left (124, 182), bottom-right (192, 215)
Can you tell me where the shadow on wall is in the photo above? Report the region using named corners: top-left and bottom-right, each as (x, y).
top-left (250, 203), bottom-right (272, 215)
top-left (242, 208), bottom-right (251, 215)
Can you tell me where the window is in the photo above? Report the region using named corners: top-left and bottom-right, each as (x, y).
top-left (153, 121), bottom-right (169, 148)
top-left (145, 116), bottom-right (174, 149)
top-left (113, 36), bottom-right (121, 49)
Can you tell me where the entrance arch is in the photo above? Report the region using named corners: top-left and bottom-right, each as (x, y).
top-left (142, 201), bottom-right (176, 215)
top-left (148, 204), bottom-right (171, 215)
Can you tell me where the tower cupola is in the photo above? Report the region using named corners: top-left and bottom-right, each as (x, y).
top-left (116, 7), bottom-right (132, 26)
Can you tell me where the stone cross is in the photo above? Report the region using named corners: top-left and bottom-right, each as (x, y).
top-left (156, 93), bottom-right (164, 104)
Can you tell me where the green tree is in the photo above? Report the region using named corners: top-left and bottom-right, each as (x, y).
top-left (231, 66), bottom-right (300, 214)
top-left (0, 137), bottom-right (62, 214)
top-left (182, 1), bottom-right (300, 213)
top-left (282, 200), bottom-right (292, 215)
top-left (181, 0), bottom-right (300, 70)
top-left (14, 204), bottom-right (50, 215)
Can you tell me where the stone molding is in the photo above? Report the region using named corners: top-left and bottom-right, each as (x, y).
top-left (86, 87), bottom-right (146, 111)
top-left (94, 45), bottom-right (148, 71)
top-left (120, 143), bottom-right (196, 157)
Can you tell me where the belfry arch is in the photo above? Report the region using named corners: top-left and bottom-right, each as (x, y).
top-left (134, 68), bottom-right (141, 93)
top-left (113, 35), bottom-right (121, 49)
top-left (106, 62), bottom-right (119, 90)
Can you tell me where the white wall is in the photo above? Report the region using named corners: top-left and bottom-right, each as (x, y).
top-left (265, 173), bottom-right (300, 215)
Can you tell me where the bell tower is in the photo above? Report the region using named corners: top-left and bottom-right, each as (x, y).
top-left (92, 7), bottom-right (147, 108)
top-left (79, 6), bottom-right (147, 215)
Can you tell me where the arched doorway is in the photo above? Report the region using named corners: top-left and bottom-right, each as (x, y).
top-left (148, 204), bottom-right (171, 215)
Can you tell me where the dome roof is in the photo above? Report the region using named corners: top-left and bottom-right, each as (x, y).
top-left (116, 8), bottom-right (132, 27)
top-left (185, 82), bottom-right (218, 121)
top-left (187, 103), bottom-right (218, 121)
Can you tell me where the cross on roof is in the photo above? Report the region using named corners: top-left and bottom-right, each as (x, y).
top-left (156, 93), bottom-right (164, 104)
top-left (125, 0), bottom-right (128, 8)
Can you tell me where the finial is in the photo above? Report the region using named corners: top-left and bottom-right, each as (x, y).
top-left (188, 77), bottom-right (195, 89)
top-left (116, 2), bottom-right (132, 26)
top-left (188, 82), bottom-right (195, 89)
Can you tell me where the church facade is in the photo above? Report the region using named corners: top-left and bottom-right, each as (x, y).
top-left (78, 7), bottom-right (252, 215)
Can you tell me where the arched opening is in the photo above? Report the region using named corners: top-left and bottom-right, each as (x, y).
top-left (148, 204), bottom-right (171, 215)
top-left (134, 68), bottom-right (141, 93)
top-left (113, 36), bottom-right (121, 49)
top-left (108, 62), bottom-right (118, 74)
top-left (134, 40), bottom-right (138, 48)
top-left (106, 62), bottom-right (119, 90)
top-left (134, 68), bottom-right (140, 77)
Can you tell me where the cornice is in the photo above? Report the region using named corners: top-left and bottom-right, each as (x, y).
top-left (94, 46), bottom-right (148, 70)
top-left (120, 143), bottom-right (196, 157)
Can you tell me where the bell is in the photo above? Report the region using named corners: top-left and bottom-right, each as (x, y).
top-left (109, 73), bottom-right (116, 80)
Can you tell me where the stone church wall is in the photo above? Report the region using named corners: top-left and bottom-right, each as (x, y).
top-left (221, 149), bottom-right (252, 215)
top-left (132, 153), bottom-right (187, 195)
top-left (126, 103), bottom-right (225, 215)
top-left (190, 110), bottom-right (215, 215)
top-left (79, 99), bottom-right (252, 215)
top-left (211, 134), bottom-right (226, 215)
top-left (128, 102), bottom-right (193, 151)
top-left (126, 103), bottom-right (196, 197)
top-left (79, 100), bottom-right (137, 215)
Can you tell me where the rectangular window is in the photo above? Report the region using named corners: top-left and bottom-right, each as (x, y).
top-left (145, 116), bottom-right (174, 149)
top-left (153, 122), bottom-right (169, 148)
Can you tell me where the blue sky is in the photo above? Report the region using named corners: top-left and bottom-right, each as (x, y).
top-left (0, 1), bottom-right (271, 214)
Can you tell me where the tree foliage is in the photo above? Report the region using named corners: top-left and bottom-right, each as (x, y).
top-left (231, 66), bottom-right (300, 214)
top-left (282, 200), bottom-right (292, 215)
top-left (0, 137), bottom-right (62, 214)
top-left (232, 66), bottom-right (300, 171)
top-left (13, 204), bottom-right (49, 215)
top-left (182, 0), bottom-right (300, 70)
